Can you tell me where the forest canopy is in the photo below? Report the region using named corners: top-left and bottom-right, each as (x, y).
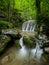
top-left (0, 0), bottom-right (49, 38)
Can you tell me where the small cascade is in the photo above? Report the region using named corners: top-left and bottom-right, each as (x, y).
top-left (19, 37), bottom-right (24, 48)
top-left (22, 20), bottom-right (35, 32)
top-left (31, 42), bottom-right (43, 59)
top-left (36, 42), bottom-right (40, 50)
top-left (19, 37), bottom-right (43, 59)
top-left (26, 22), bottom-right (30, 31)
top-left (19, 20), bottom-right (43, 59)
top-left (19, 37), bottom-right (27, 58)
top-left (30, 26), bottom-right (33, 32)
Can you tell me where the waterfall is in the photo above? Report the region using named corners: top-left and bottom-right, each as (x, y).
top-left (22, 20), bottom-right (35, 32)
top-left (30, 26), bottom-right (33, 32)
top-left (22, 22), bottom-right (28, 32)
top-left (26, 22), bottom-right (30, 31)
top-left (19, 37), bottom-right (43, 59)
top-left (19, 37), bottom-right (27, 58)
top-left (19, 37), bottom-right (24, 48)
top-left (31, 42), bottom-right (43, 59)
top-left (19, 20), bottom-right (43, 59)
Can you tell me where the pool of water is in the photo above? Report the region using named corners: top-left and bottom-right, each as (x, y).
top-left (0, 45), bottom-right (49, 65)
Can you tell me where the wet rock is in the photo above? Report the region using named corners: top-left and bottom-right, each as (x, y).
top-left (44, 47), bottom-right (49, 53)
top-left (2, 29), bottom-right (21, 40)
top-left (2, 29), bottom-right (18, 35)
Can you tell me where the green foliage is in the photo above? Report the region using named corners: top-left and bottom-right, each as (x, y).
top-left (42, 53), bottom-right (49, 61)
top-left (0, 21), bottom-right (13, 29)
top-left (41, 0), bottom-right (49, 16)
top-left (35, 0), bottom-right (49, 38)
top-left (40, 0), bottom-right (49, 38)
top-left (23, 36), bottom-right (36, 48)
top-left (0, 35), bottom-right (11, 53)
top-left (0, 0), bottom-right (9, 11)
top-left (11, 9), bottom-right (23, 27)
top-left (0, 0), bottom-right (23, 28)
top-left (15, 0), bottom-right (36, 20)
top-left (0, 0), bottom-right (49, 39)
top-left (15, 40), bottom-right (21, 48)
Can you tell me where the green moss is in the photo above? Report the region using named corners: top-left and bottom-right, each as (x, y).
top-left (0, 35), bottom-right (11, 53)
top-left (23, 36), bottom-right (36, 48)
top-left (15, 40), bottom-right (21, 48)
top-left (42, 53), bottom-right (49, 61)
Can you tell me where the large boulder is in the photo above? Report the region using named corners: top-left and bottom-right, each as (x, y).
top-left (2, 29), bottom-right (21, 40)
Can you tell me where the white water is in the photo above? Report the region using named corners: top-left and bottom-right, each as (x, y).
top-left (22, 20), bottom-right (35, 32)
top-left (19, 37), bottom-right (27, 58)
top-left (19, 20), bottom-right (43, 59)
top-left (19, 37), bottom-right (24, 48)
top-left (31, 42), bottom-right (43, 59)
top-left (26, 22), bottom-right (30, 31)
top-left (19, 37), bottom-right (43, 59)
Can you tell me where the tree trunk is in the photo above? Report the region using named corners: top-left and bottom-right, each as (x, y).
top-left (8, 0), bottom-right (10, 22)
top-left (36, 0), bottom-right (41, 14)
top-left (13, 0), bottom-right (15, 10)
top-left (36, 0), bottom-right (41, 34)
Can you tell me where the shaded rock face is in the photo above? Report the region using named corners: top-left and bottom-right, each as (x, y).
top-left (2, 29), bottom-right (18, 35)
top-left (2, 29), bottom-right (21, 40)
top-left (22, 20), bottom-right (36, 32)
top-left (0, 35), bottom-right (11, 54)
top-left (0, 29), bottom-right (22, 54)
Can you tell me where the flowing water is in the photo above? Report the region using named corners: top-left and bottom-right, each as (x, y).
top-left (0, 20), bottom-right (49, 65)
top-left (19, 37), bottom-right (43, 59)
top-left (19, 37), bottom-right (24, 48)
top-left (22, 20), bottom-right (35, 32)
top-left (0, 37), bottom-right (48, 65)
top-left (31, 42), bottom-right (43, 59)
top-left (19, 37), bottom-right (27, 58)
top-left (21, 20), bottom-right (43, 59)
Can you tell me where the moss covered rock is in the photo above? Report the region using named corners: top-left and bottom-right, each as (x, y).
top-left (23, 36), bottom-right (36, 48)
top-left (15, 40), bottom-right (21, 48)
top-left (42, 53), bottom-right (49, 61)
top-left (0, 35), bottom-right (11, 53)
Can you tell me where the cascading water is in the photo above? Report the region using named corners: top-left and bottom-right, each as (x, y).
top-left (19, 37), bottom-right (43, 59)
top-left (19, 37), bottom-right (27, 58)
top-left (19, 20), bottom-right (43, 59)
top-left (31, 42), bottom-right (43, 59)
top-left (19, 37), bottom-right (24, 48)
top-left (26, 22), bottom-right (30, 31)
top-left (22, 20), bottom-right (35, 32)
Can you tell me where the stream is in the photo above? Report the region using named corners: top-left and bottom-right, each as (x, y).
top-left (0, 45), bottom-right (49, 65)
top-left (0, 20), bottom-right (49, 65)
